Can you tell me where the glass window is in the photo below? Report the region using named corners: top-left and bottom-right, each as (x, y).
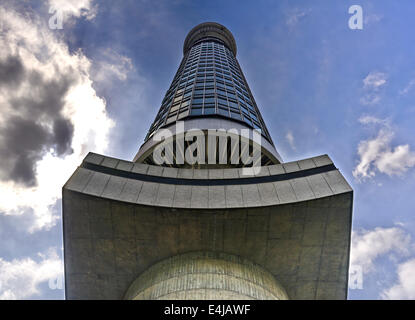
top-left (231, 111), bottom-right (242, 120)
top-left (216, 83), bottom-right (225, 90)
top-left (183, 90), bottom-right (192, 98)
top-left (217, 89), bottom-right (226, 97)
top-left (181, 99), bottom-right (190, 108)
top-left (252, 121), bottom-right (261, 129)
top-left (204, 96), bottom-right (215, 104)
top-left (191, 107), bottom-right (203, 115)
top-left (204, 107), bottom-right (215, 115)
top-left (243, 117), bottom-right (251, 125)
top-left (171, 100), bottom-right (180, 107)
top-left (227, 92), bottom-right (237, 100)
top-left (192, 97), bottom-right (203, 104)
top-left (241, 105), bottom-right (249, 114)
top-left (218, 107), bottom-right (229, 116)
top-left (228, 100), bottom-right (238, 108)
top-left (218, 97), bottom-right (227, 106)
top-left (166, 114), bottom-right (177, 124)
top-left (178, 110), bottom-right (189, 119)
top-left (194, 89), bottom-right (203, 96)
top-left (170, 105), bottom-right (180, 113)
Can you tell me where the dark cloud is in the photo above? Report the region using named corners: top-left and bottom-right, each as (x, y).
top-left (0, 55), bottom-right (76, 186)
top-left (0, 55), bottom-right (25, 87)
top-left (53, 118), bottom-right (74, 156)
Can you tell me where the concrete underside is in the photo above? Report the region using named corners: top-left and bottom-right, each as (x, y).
top-left (124, 251), bottom-right (289, 300)
top-left (62, 153), bottom-right (353, 300)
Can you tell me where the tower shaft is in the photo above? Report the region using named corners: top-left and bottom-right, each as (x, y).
top-left (134, 22), bottom-right (281, 167)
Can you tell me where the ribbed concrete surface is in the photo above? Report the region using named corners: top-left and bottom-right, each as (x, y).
top-left (64, 153), bottom-right (352, 210)
top-left (124, 252), bottom-right (289, 300)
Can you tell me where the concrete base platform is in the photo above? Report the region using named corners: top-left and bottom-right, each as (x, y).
top-left (62, 153), bottom-right (353, 300)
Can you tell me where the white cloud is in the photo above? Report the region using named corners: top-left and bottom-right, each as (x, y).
top-left (376, 144), bottom-right (415, 176)
top-left (358, 115), bottom-right (388, 126)
top-left (353, 117), bottom-right (415, 179)
top-left (381, 258), bottom-right (415, 299)
top-left (47, 0), bottom-right (97, 20)
top-left (353, 127), bottom-right (393, 179)
top-left (0, 5), bottom-right (115, 231)
top-left (351, 227), bottom-right (411, 274)
top-left (0, 248), bottom-right (63, 299)
top-left (285, 131), bottom-right (296, 151)
top-left (364, 14), bottom-right (383, 26)
top-left (360, 93), bottom-right (381, 106)
top-left (363, 72), bottom-right (387, 90)
top-left (91, 48), bottom-right (134, 83)
top-left (351, 226), bottom-right (415, 299)
top-left (360, 72), bottom-right (387, 106)
top-left (286, 8), bottom-right (311, 27)
top-left (399, 79), bottom-right (415, 96)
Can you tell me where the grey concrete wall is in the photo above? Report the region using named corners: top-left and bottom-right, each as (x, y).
top-left (62, 153), bottom-right (353, 300)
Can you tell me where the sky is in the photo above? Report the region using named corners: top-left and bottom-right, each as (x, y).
top-left (0, 0), bottom-right (414, 300)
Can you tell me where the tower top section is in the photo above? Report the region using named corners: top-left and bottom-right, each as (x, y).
top-left (136, 22), bottom-right (282, 166)
top-left (183, 22), bottom-right (237, 56)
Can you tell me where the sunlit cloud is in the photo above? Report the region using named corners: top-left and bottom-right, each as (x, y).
top-left (47, 0), bottom-right (97, 20)
top-left (90, 48), bottom-right (134, 83)
top-left (351, 226), bottom-right (412, 274)
top-left (353, 116), bottom-right (415, 180)
top-left (0, 247), bottom-right (63, 300)
top-left (0, 4), bottom-right (116, 232)
top-left (381, 258), bottom-right (415, 299)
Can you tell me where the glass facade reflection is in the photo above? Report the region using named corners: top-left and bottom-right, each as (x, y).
top-left (145, 38), bottom-right (274, 145)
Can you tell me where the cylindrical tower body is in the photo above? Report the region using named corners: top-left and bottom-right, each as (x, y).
top-left (124, 252), bottom-right (289, 300)
top-left (134, 22), bottom-right (282, 167)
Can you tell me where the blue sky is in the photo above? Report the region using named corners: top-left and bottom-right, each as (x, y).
top-left (0, 0), bottom-right (415, 299)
